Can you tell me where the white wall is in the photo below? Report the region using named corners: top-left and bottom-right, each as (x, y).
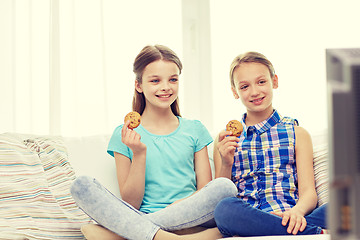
top-left (209, 0), bottom-right (360, 135)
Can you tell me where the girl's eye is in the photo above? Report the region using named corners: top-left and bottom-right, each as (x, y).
top-left (150, 79), bottom-right (159, 83)
top-left (259, 80), bottom-right (266, 84)
top-left (240, 85), bottom-right (248, 90)
top-left (170, 78), bottom-right (178, 83)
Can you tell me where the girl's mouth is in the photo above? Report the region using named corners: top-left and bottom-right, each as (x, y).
top-left (250, 97), bottom-right (265, 105)
top-left (156, 94), bottom-right (172, 99)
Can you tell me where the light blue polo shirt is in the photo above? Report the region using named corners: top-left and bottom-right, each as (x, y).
top-left (107, 117), bottom-right (213, 213)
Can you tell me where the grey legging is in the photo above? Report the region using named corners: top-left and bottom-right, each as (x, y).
top-left (70, 176), bottom-right (237, 240)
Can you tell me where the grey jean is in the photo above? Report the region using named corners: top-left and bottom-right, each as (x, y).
top-left (70, 176), bottom-right (237, 240)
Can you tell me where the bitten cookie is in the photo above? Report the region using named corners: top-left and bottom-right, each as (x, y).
top-left (226, 120), bottom-right (243, 137)
top-left (124, 111), bottom-right (141, 129)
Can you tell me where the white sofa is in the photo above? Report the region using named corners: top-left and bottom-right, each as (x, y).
top-left (0, 131), bottom-right (329, 240)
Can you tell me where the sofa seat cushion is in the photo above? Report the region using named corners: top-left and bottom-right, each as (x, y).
top-left (0, 133), bottom-right (92, 240)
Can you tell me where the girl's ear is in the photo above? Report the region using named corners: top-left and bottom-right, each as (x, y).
top-left (272, 75), bottom-right (279, 89)
top-left (231, 87), bottom-right (240, 99)
top-left (135, 80), bottom-right (143, 93)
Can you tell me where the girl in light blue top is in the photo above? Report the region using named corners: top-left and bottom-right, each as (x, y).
top-left (71, 45), bottom-right (237, 240)
top-left (108, 117), bottom-right (214, 214)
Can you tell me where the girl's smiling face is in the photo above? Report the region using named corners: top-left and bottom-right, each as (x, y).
top-left (135, 60), bottom-right (180, 111)
top-left (232, 62), bottom-right (278, 114)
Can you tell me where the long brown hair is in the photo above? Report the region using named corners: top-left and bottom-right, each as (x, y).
top-left (132, 45), bottom-right (182, 116)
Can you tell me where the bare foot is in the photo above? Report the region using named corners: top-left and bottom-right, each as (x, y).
top-left (81, 224), bottom-right (125, 240)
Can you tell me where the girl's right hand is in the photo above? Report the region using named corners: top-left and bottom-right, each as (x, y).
top-left (216, 130), bottom-right (239, 167)
top-left (270, 208), bottom-right (307, 235)
top-left (121, 120), bottom-right (146, 156)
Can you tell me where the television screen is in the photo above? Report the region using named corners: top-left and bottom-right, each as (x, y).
top-left (327, 48), bottom-right (360, 240)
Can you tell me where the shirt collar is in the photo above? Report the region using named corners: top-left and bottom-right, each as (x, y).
top-left (241, 109), bottom-right (282, 135)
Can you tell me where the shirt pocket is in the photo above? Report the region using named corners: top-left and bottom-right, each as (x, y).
top-left (264, 146), bottom-right (295, 173)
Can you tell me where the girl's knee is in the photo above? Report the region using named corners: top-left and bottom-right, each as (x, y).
top-left (70, 175), bottom-right (94, 198)
top-left (214, 197), bottom-right (237, 223)
top-left (213, 177), bottom-right (238, 197)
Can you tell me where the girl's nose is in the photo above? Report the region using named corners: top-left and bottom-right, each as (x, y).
top-left (250, 86), bottom-right (260, 96)
top-left (161, 81), bottom-right (170, 91)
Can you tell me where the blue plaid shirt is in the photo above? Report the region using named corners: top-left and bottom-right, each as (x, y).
top-left (232, 110), bottom-right (299, 212)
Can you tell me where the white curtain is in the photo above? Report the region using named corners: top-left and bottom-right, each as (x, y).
top-left (1, 0), bottom-right (183, 137)
top-left (3, 0), bottom-right (360, 138)
top-left (1, 0), bottom-right (51, 135)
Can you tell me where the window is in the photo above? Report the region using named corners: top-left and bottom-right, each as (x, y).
top-left (1, 0), bottom-right (182, 136)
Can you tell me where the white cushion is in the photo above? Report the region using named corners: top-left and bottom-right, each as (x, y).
top-left (64, 135), bottom-right (120, 197)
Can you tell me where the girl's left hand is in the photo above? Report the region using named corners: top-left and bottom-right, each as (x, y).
top-left (270, 208), bottom-right (307, 235)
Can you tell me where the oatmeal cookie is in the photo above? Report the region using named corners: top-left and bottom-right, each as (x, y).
top-left (124, 111), bottom-right (141, 129)
top-left (226, 120), bottom-right (243, 137)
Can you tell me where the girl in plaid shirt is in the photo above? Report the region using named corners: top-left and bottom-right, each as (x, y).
top-left (213, 52), bottom-right (327, 237)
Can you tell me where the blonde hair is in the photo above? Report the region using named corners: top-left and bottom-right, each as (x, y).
top-left (229, 52), bottom-right (275, 88)
top-left (132, 45), bottom-right (182, 116)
